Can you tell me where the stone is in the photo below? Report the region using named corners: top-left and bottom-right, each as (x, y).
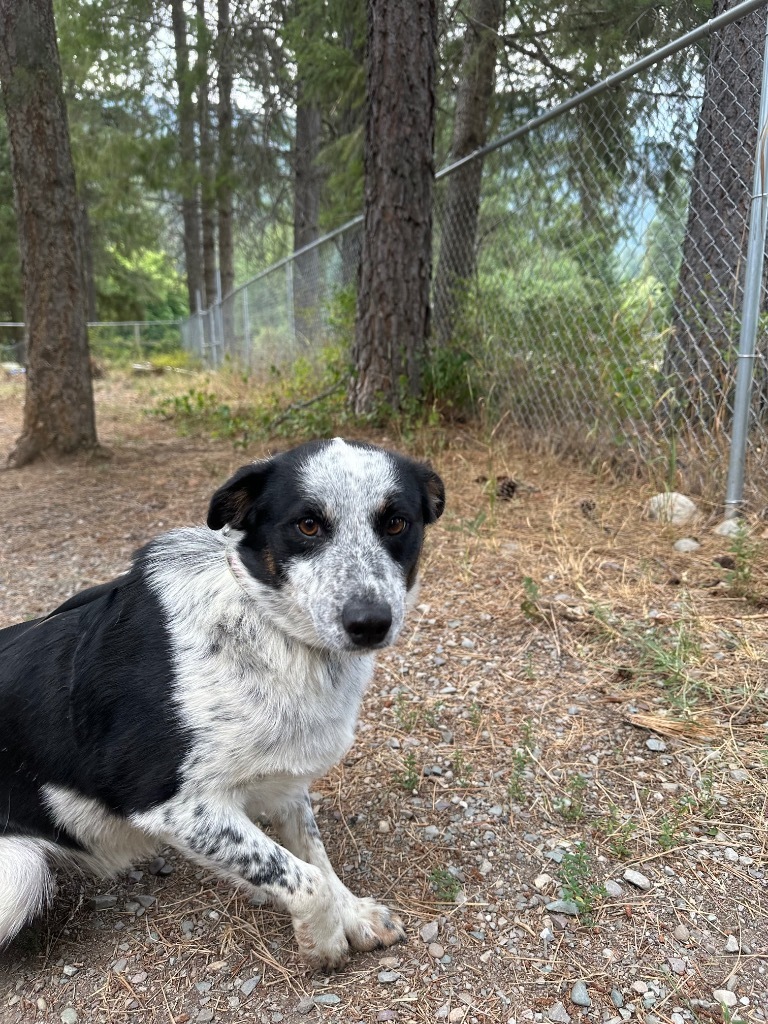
top-left (631, 981), bottom-right (648, 995)
top-left (668, 958), bottom-right (686, 975)
top-left (92, 895), bottom-right (118, 910)
top-left (673, 538), bottom-right (701, 552)
top-left (449, 1010), bottom-right (466, 1023)
top-left (112, 958), bottom-right (128, 973)
top-left (646, 738), bottom-right (667, 752)
top-left (646, 493), bottom-right (697, 525)
top-left (548, 1001), bottom-right (572, 1023)
top-left (610, 989), bottom-right (624, 1008)
top-left (420, 921), bottom-right (439, 943)
top-left (240, 976), bottom-right (260, 996)
top-left (296, 997), bottom-right (315, 1014)
top-left (623, 868), bottom-right (652, 890)
top-left (314, 993), bottom-right (341, 1005)
top-left (604, 880), bottom-right (623, 898)
top-left (713, 519), bottom-right (747, 537)
top-left (534, 873), bottom-right (553, 890)
top-left (545, 899), bottom-right (580, 916)
top-left (713, 990), bottom-right (738, 1008)
top-left (571, 981), bottom-right (591, 1007)
top-left (197, 1011), bottom-right (215, 1023)
top-left (673, 924), bottom-right (690, 942)
top-left (61, 1010), bottom-right (78, 1024)
top-left (377, 971), bottom-right (400, 983)
top-left (376, 1012), bottom-right (397, 1022)
top-left (724, 935), bottom-right (740, 953)
top-left (428, 943), bottom-right (445, 959)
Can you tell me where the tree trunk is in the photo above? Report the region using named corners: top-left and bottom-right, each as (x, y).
top-left (664, 0), bottom-right (766, 427)
top-left (0, 0), bottom-right (98, 466)
top-left (432, 0), bottom-right (502, 349)
top-left (351, 0), bottom-right (437, 414)
top-left (171, 0), bottom-right (203, 314)
top-left (217, 0), bottom-right (234, 300)
top-left (197, 0), bottom-right (217, 309)
top-left (293, 83), bottom-right (322, 344)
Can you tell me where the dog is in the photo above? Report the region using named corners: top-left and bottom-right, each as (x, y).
top-left (0, 438), bottom-right (444, 970)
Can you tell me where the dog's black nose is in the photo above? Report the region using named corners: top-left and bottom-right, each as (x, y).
top-left (342, 598), bottom-right (392, 647)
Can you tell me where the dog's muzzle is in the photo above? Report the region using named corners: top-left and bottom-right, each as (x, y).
top-left (341, 597), bottom-right (393, 648)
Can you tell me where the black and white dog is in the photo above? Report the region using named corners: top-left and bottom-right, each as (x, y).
top-left (0, 438), bottom-right (444, 970)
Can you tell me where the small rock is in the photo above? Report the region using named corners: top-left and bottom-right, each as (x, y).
top-left (673, 538), bottom-right (701, 552)
top-left (479, 859), bottom-right (493, 876)
top-left (713, 519), bottom-right (746, 537)
top-left (548, 1001), bottom-right (572, 1023)
top-left (61, 1010), bottom-right (78, 1024)
top-left (197, 1011), bottom-right (215, 1024)
top-left (668, 958), bottom-right (687, 974)
top-left (610, 989), bottom-right (624, 1008)
top-left (240, 976), bottom-right (260, 996)
top-left (723, 848), bottom-right (739, 862)
top-left (571, 981), bottom-right (591, 1007)
top-left (296, 997), bottom-right (315, 1014)
top-left (623, 869), bottom-right (652, 890)
top-left (62, 965), bottom-right (78, 977)
top-left (314, 993), bottom-right (341, 1005)
top-left (378, 820), bottom-right (390, 833)
top-left (377, 1012), bottom-right (397, 1022)
top-left (724, 935), bottom-right (740, 953)
top-left (545, 899), bottom-right (580, 916)
top-left (92, 895), bottom-right (118, 911)
top-left (460, 637), bottom-right (475, 649)
top-left (136, 894), bottom-right (156, 908)
top-left (543, 847), bottom-right (565, 863)
top-left (673, 924), bottom-right (690, 942)
top-left (713, 990), bottom-right (738, 1008)
top-left (647, 492), bottom-right (697, 525)
top-left (112, 958), bottom-right (128, 973)
top-left (148, 857), bottom-right (166, 874)
top-left (377, 971), bottom-right (400, 983)
top-left (646, 738), bottom-right (667, 752)
top-left (604, 880), bottom-right (623, 898)
top-left (428, 942), bottom-right (445, 958)
top-left (533, 873), bottom-right (553, 890)
top-left (631, 981), bottom-right (648, 995)
top-left (37, 999), bottom-right (48, 1012)
top-left (449, 1010), bottom-right (466, 1024)
top-left (420, 921), bottom-right (439, 942)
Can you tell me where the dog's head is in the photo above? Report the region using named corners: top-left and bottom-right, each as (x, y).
top-left (207, 438), bottom-right (444, 652)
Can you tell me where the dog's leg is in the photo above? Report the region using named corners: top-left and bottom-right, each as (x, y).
top-left (0, 837), bottom-right (54, 947)
top-left (146, 801), bottom-right (350, 971)
top-left (272, 795), bottom-right (406, 953)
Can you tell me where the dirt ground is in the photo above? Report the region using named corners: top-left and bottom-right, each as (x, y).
top-left (0, 371), bottom-right (766, 1024)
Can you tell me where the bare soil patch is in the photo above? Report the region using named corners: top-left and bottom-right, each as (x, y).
top-left (1, 372), bottom-right (766, 1024)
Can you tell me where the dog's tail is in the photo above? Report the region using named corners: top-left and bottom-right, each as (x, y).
top-left (0, 837), bottom-right (54, 947)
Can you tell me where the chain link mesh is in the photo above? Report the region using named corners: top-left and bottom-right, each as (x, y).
top-left (182, 4), bottom-right (768, 504)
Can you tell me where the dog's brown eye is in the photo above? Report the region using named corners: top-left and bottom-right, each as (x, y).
top-left (386, 516), bottom-right (407, 536)
top-left (297, 518), bottom-right (321, 537)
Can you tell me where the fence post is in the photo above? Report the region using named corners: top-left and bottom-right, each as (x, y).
top-left (724, 13), bottom-right (768, 518)
top-left (242, 287), bottom-right (251, 369)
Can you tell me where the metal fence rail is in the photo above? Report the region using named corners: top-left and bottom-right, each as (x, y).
top-left (181, 0), bottom-right (768, 508)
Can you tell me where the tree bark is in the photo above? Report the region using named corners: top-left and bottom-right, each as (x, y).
top-left (351, 0), bottom-right (437, 414)
top-left (432, 0), bottom-right (502, 349)
top-left (171, 0), bottom-right (203, 314)
top-left (664, 0), bottom-right (766, 426)
top-left (217, 0), bottom-right (234, 300)
top-left (196, 0), bottom-right (217, 308)
top-left (293, 81), bottom-right (322, 343)
top-left (0, 0), bottom-right (98, 466)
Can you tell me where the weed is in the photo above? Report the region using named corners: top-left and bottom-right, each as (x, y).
top-left (658, 814), bottom-right (682, 851)
top-left (468, 702), bottom-right (483, 730)
top-left (521, 576), bottom-right (543, 620)
top-left (452, 750), bottom-right (474, 786)
top-left (393, 694), bottom-right (420, 733)
top-left (507, 748), bottom-right (530, 803)
top-left (423, 700), bottom-right (445, 729)
top-left (725, 522), bottom-right (760, 599)
top-left (558, 843), bottom-right (606, 922)
top-left (429, 867), bottom-right (461, 902)
top-left (396, 752), bottom-right (420, 792)
top-left (556, 773), bottom-right (588, 821)
top-left (595, 803), bottom-right (637, 858)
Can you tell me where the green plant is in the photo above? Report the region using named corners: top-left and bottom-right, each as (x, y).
top-left (468, 701), bottom-right (483, 730)
top-left (556, 773), bottom-right (588, 821)
top-left (558, 843), bottom-right (606, 922)
top-left (422, 700), bottom-right (445, 729)
top-left (595, 803), bottom-right (637, 858)
top-left (429, 867), bottom-right (461, 902)
top-left (396, 752), bottom-right (420, 792)
top-left (393, 694), bottom-right (420, 733)
top-left (725, 522), bottom-right (760, 599)
top-left (452, 750), bottom-right (474, 786)
top-left (507, 748), bottom-right (530, 803)
top-left (520, 576), bottom-right (542, 620)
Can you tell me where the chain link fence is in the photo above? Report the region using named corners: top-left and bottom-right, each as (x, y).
top-left (2, 321), bottom-right (184, 368)
top-left (182, 0), bottom-right (768, 507)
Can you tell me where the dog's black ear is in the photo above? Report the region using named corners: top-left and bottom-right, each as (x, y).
top-left (207, 462), bottom-right (272, 531)
top-left (416, 462), bottom-right (445, 523)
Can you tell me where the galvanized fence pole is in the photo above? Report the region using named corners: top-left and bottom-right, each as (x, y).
top-left (724, 12), bottom-right (768, 518)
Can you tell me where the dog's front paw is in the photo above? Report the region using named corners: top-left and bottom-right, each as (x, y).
top-left (342, 897), bottom-right (407, 952)
top-left (293, 915), bottom-right (350, 973)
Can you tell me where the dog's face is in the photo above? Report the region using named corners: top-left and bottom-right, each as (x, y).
top-left (207, 439), bottom-right (444, 652)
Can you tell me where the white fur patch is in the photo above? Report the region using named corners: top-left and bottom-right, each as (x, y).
top-left (0, 837), bottom-right (55, 946)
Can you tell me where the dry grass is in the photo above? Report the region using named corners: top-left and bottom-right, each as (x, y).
top-left (1, 369), bottom-right (767, 1024)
